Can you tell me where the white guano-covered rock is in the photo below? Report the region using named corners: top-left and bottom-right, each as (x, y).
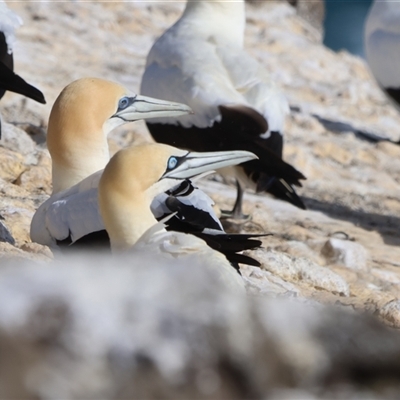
top-left (254, 249), bottom-right (350, 296)
top-left (1, 122), bottom-right (37, 157)
top-left (321, 238), bottom-right (369, 271)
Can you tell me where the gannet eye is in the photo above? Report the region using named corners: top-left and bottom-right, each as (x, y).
top-left (167, 156), bottom-right (178, 170)
top-left (118, 96), bottom-right (131, 111)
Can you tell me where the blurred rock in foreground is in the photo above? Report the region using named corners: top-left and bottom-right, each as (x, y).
top-left (0, 254), bottom-right (400, 399)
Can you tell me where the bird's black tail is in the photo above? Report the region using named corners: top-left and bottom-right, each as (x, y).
top-left (161, 190), bottom-right (267, 272)
top-left (256, 174), bottom-right (306, 210)
top-left (193, 232), bottom-right (267, 273)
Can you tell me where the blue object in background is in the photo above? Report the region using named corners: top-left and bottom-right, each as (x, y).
top-left (323, 0), bottom-right (373, 58)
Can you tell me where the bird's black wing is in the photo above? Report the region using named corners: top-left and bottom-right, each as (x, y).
top-left (56, 230), bottom-right (110, 252)
top-left (163, 190), bottom-right (267, 271)
top-left (385, 87), bottom-right (400, 108)
top-left (147, 104), bottom-right (306, 209)
top-left (0, 61), bottom-right (46, 104)
top-left (162, 180), bottom-right (223, 232)
top-left (0, 32), bottom-right (13, 100)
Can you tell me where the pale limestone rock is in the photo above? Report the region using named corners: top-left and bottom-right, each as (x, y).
top-left (1, 122), bottom-right (37, 158)
top-left (14, 148), bottom-right (52, 195)
top-left (355, 148), bottom-right (379, 166)
top-left (379, 300), bottom-right (400, 328)
top-left (282, 224), bottom-right (320, 242)
top-left (0, 178), bottom-right (37, 245)
top-left (20, 242), bottom-right (53, 259)
top-left (242, 265), bottom-right (301, 296)
top-left (2, 209), bottom-right (34, 245)
top-left (321, 238), bottom-right (369, 271)
top-left (372, 268), bottom-right (400, 285)
top-left (383, 198), bottom-right (400, 213)
top-left (254, 249), bottom-right (350, 296)
top-left (0, 147), bottom-right (26, 182)
top-left (15, 164), bottom-right (52, 194)
top-left (0, 177), bottom-right (30, 198)
top-left (0, 242), bottom-right (48, 261)
top-left (275, 240), bottom-right (322, 264)
top-left (377, 141), bottom-right (400, 158)
top-left (312, 141), bottom-right (352, 165)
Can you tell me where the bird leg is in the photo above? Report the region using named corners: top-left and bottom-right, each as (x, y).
top-left (221, 180), bottom-right (250, 221)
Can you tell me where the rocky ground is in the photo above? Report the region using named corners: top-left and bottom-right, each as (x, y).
top-left (1, 1), bottom-right (400, 397)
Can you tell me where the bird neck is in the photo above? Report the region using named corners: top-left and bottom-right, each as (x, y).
top-left (103, 193), bottom-right (159, 252)
top-left (180, 1), bottom-right (245, 47)
top-left (48, 127), bottom-right (110, 194)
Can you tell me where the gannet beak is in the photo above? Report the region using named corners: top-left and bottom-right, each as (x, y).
top-left (162, 150), bottom-right (258, 180)
top-left (113, 94), bottom-right (192, 121)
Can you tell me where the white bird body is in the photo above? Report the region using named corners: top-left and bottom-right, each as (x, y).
top-left (31, 171), bottom-right (103, 247)
top-left (141, 0), bottom-right (305, 218)
top-left (142, 1), bottom-right (287, 133)
top-left (365, 0), bottom-right (400, 106)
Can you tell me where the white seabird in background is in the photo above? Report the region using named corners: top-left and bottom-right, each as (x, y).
top-left (141, 0), bottom-right (306, 219)
top-left (365, 0), bottom-right (400, 108)
top-left (98, 143), bottom-right (247, 291)
top-left (30, 78), bottom-right (263, 268)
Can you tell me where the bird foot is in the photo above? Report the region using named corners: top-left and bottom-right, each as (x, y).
top-left (220, 209), bottom-right (251, 222)
top-left (220, 214), bottom-right (257, 234)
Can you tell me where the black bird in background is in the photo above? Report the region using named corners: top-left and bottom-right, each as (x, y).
top-left (0, 32), bottom-right (45, 104)
top-left (0, 3), bottom-right (46, 136)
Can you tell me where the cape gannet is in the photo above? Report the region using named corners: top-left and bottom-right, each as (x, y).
top-left (140, 0), bottom-right (306, 219)
top-left (0, 2), bottom-right (45, 104)
top-left (98, 143), bottom-right (255, 289)
top-left (30, 78), bottom-right (262, 267)
top-left (365, 0), bottom-right (400, 108)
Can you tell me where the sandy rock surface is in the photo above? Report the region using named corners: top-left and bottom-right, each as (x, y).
top-left (0, 1), bottom-right (400, 388)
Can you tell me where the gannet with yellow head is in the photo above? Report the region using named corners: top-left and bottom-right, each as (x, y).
top-left (140, 0), bottom-right (306, 219)
top-left (30, 78), bottom-right (262, 268)
top-left (98, 143), bottom-right (255, 289)
top-left (47, 78), bottom-right (192, 194)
